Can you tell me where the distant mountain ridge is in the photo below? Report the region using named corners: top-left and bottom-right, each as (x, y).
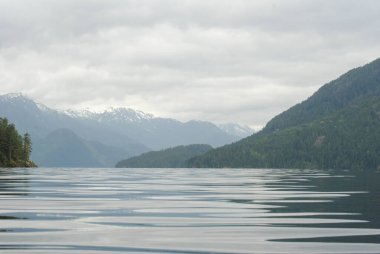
top-left (116, 144), bottom-right (213, 168)
top-left (217, 123), bottom-right (253, 138)
top-left (0, 93), bottom-right (252, 167)
top-left (188, 58), bottom-right (380, 171)
top-left (64, 107), bottom-right (154, 122)
top-left (63, 107), bottom-right (253, 150)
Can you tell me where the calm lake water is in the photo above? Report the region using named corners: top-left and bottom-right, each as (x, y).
top-left (0, 168), bottom-right (379, 254)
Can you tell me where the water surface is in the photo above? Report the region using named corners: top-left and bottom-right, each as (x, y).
top-left (0, 168), bottom-right (379, 253)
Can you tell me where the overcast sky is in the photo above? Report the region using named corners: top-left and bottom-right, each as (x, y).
top-left (0, 0), bottom-right (379, 129)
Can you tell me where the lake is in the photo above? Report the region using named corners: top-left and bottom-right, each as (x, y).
top-left (0, 168), bottom-right (379, 253)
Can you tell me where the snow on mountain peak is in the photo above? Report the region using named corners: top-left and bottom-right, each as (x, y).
top-left (0, 93), bottom-right (32, 102)
top-left (63, 108), bottom-right (96, 119)
top-left (0, 93), bottom-right (41, 107)
top-left (36, 102), bottom-right (53, 112)
top-left (102, 107), bottom-right (154, 122)
top-left (3, 92), bottom-right (24, 98)
top-left (61, 107), bottom-right (154, 123)
top-left (218, 123), bottom-right (254, 138)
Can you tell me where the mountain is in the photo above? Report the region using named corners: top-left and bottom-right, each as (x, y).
top-left (0, 93), bottom-right (146, 149)
top-left (32, 128), bottom-right (129, 167)
top-left (116, 144), bottom-right (213, 168)
top-left (187, 58), bottom-right (380, 171)
top-left (79, 108), bottom-right (239, 150)
top-left (261, 58), bottom-right (380, 135)
top-left (0, 93), bottom-right (242, 167)
top-left (0, 94), bottom-right (148, 167)
top-left (217, 123), bottom-right (253, 138)
top-left (33, 129), bottom-right (101, 167)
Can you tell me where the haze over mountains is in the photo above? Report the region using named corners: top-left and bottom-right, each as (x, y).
top-left (0, 93), bottom-right (252, 167)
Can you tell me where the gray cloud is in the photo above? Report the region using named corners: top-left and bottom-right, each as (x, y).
top-left (0, 0), bottom-right (379, 129)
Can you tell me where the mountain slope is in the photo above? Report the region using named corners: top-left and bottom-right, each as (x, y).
top-left (188, 58), bottom-right (380, 171)
top-left (32, 129), bottom-right (130, 167)
top-left (262, 58), bottom-right (380, 135)
top-left (116, 144), bottom-right (213, 168)
top-left (32, 129), bottom-right (101, 167)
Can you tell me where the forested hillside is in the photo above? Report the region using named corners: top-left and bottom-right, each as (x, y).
top-left (188, 58), bottom-right (380, 171)
top-left (261, 57), bottom-right (380, 135)
top-left (116, 144), bottom-right (213, 168)
top-left (0, 118), bottom-right (36, 167)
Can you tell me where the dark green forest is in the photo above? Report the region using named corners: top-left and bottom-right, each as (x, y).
top-left (116, 144), bottom-right (212, 168)
top-left (187, 58), bottom-right (380, 171)
top-left (0, 117), bottom-right (36, 167)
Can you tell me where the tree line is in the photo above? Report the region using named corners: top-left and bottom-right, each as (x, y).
top-left (187, 97), bottom-right (380, 171)
top-left (0, 117), bottom-right (35, 167)
top-left (116, 144), bottom-right (213, 168)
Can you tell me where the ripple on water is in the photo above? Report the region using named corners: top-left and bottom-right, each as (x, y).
top-left (0, 168), bottom-right (379, 254)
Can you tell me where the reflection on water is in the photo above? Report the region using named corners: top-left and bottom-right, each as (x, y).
top-left (0, 168), bottom-right (379, 254)
top-left (0, 168), bottom-right (29, 197)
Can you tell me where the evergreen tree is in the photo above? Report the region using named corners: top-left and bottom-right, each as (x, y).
top-left (23, 133), bottom-right (32, 163)
top-left (0, 117), bottom-right (35, 167)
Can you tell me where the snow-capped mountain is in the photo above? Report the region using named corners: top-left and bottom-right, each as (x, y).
top-left (0, 92), bottom-right (25, 100)
top-left (0, 93), bottom-right (247, 167)
top-left (63, 107), bottom-right (154, 123)
top-left (61, 106), bottom-right (239, 150)
top-left (217, 123), bottom-right (254, 138)
top-left (95, 107), bottom-right (154, 123)
top-left (63, 108), bottom-right (96, 119)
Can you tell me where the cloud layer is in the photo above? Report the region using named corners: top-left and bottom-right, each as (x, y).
top-left (0, 0), bottom-right (379, 129)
